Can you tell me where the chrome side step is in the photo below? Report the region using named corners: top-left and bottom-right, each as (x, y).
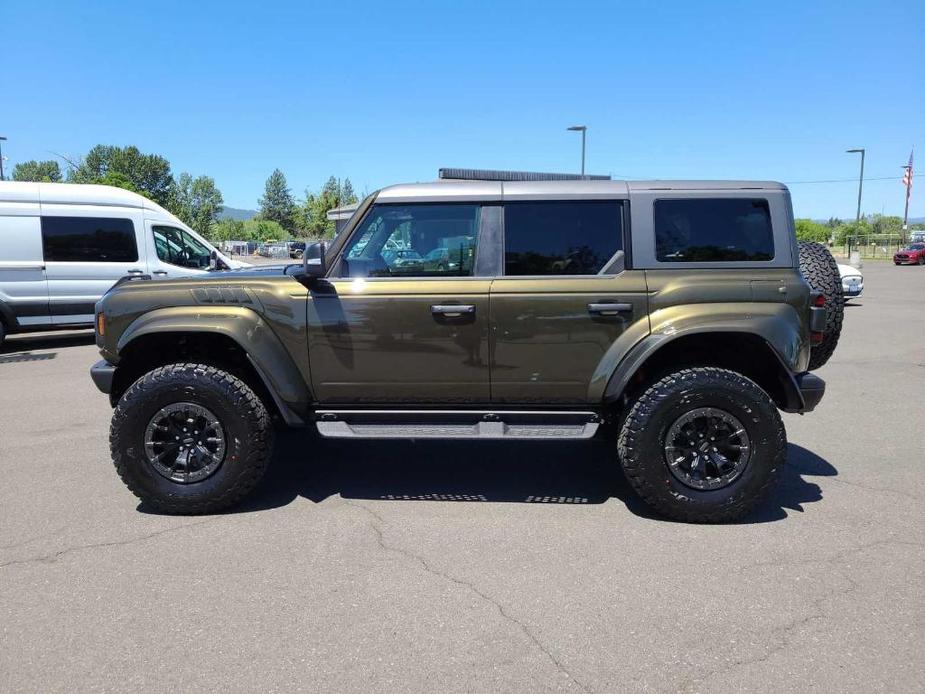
top-left (314, 410), bottom-right (601, 440)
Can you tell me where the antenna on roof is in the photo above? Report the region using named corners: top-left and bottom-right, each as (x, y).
top-left (438, 168), bottom-right (611, 182)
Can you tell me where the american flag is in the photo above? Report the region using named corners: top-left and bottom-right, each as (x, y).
top-left (902, 150), bottom-right (914, 191)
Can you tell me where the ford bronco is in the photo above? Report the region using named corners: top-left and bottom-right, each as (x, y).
top-left (90, 170), bottom-right (843, 522)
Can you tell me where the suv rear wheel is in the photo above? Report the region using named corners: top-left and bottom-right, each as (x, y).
top-left (617, 367), bottom-right (785, 523)
top-left (110, 363), bottom-right (272, 514)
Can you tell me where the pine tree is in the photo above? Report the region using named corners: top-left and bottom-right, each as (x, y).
top-left (259, 169), bottom-right (295, 232)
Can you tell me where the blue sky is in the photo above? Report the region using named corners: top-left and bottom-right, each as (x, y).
top-left (4, 0), bottom-right (923, 218)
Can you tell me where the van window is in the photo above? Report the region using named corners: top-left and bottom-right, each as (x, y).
top-left (503, 201), bottom-right (623, 276)
top-left (41, 217), bottom-right (138, 263)
top-left (153, 226), bottom-right (213, 269)
top-left (654, 199), bottom-right (774, 262)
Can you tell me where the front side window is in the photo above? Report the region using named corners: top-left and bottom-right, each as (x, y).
top-left (340, 204), bottom-right (480, 278)
top-left (655, 198), bottom-right (774, 262)
top-left (41, 216), bottom-right (138, 262)
top-left (503, 201), bottom-right (623, 276)
top-left (153, 226), bottom-right (213, 269)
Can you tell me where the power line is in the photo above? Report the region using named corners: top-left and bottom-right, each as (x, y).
top-left (784, 176), bottom-right (898, 184)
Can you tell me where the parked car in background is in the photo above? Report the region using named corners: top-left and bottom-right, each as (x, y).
top-left (838, 263), bottom-right (863, 299)
top-left (288, 241), bottom-right (306, 259)
top-left (0, 182), bottom-right (246, 346)
top-left (893, 243), bottom-right (925, 265)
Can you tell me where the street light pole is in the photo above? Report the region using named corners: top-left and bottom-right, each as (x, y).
top-left (0, 137), bottom-right (7, 181)
top-left (846, 148), bottom-right (865, 222)
top-left (567, 126), bottom-right (587, 177)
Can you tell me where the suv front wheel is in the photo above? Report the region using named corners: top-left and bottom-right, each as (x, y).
top-left (617, 367), bottom-right (785, 523)
top-left (110, 363), bottom-right (273, 514)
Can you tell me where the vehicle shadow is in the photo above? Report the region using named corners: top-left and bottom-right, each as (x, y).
top-left (218, 432), bottom-right (835, 524)
top-left (0, 331), bottom-right (95, 355)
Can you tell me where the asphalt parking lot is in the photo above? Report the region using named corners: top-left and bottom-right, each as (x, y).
top-left (1, 262), bottom-right (923, 693)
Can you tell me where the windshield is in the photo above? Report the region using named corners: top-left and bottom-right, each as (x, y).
top-left (905, 243), bottom-right (925, 251)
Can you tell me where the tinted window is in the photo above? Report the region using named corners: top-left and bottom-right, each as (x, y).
top-left (153, 226), bottom-right (213, 268)
top-left (654, 199), bottom-right (774, 262)
top-left (503, 201), bottom-right (622, 276)
top-left (41, 217), bottom-right (138, 263)
top-left (340, 204), bottom-right (480, 278)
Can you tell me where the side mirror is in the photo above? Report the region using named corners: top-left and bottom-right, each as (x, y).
top-left (303, 241), bottom-right (328, 278)
top-left (209, 250), bottom-right (219, 271)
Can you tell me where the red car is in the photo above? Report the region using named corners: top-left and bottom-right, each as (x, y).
top-left (894, 243), bottom-right (925, 265)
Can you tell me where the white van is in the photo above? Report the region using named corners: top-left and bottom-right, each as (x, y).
top-left (0, 182), bottom-right (247, 345)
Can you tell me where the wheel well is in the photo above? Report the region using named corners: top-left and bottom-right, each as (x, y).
top-left (111, 332), bottom-right (281, 419)
top-left (616, 332), bottom-right (800, 412)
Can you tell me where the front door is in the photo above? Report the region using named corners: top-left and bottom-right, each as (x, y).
top-left (146, 223), bottom-right (213, 278)
top-left (307, 202), bottom-right (490, 403)
top-left (489, 199), bottom-right (648, 404)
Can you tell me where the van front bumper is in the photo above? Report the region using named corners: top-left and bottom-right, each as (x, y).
top-left (90, 360), bottom-right (116, 394)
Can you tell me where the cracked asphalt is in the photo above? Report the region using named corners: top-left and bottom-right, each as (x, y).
top-left (1, 263), bottom-right (923, 693)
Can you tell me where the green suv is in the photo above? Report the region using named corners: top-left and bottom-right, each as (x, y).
top-left (90, 170), bottom-right (842, 522)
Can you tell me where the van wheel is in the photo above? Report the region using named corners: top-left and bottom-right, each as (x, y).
top-left (110, 363), bottom-right (273, 514)
top-left (617, 367), bottom-right (785, 523)
top-left (0, 321), bottom-right (5, 348)
top-left (797, 241), bottom-right (844, 370)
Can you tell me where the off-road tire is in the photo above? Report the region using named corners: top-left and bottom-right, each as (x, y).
top-left (797, 241), bottom-right (844, 370)
top-left (110, 363), bottom-right (272, 514)
top-left (617, 367), bottom-right (786, 523)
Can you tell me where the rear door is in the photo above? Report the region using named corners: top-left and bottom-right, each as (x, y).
top-left (40, 208), bottom-right (146, 325)
top-left (0, 205), bottom-right (51, 329)
top-left (307, 201), bottom-right (491, 403)
top-left (489, 198), bottom-right (648, 404)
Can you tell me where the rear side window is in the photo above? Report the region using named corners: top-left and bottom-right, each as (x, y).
top-left (503, 201), bottom-right (623, 276)
top-left (654, 198), bottom-right (774, 262)
top-left (41, 217), bottom-right (138, 263)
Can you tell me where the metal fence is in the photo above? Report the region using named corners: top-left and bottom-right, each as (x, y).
top-left (842, 233), bottom-right (906, 259)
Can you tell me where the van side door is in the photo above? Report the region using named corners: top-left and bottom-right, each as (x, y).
top-left (40, 209), bottom-right (145, 325)
top-left (489, 198), bottom-right (648, 404)
top-left (0, 207), bottom-right (51, 330)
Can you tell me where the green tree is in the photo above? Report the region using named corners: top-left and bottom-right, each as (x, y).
top-left (209, 218), bottom-right (246, 243)
top-left (172, 173), bottom-right (224, 238)
top-left (12, 160), bottom-right (62, 182)
top-left (299, 176), bottom-right (359, 238)
top-left (70, 145), bottom-right (175, 205)
top-left (258, 169), bottom-right (295, 232)
top-left (794, 219), bottom-right (830, 243)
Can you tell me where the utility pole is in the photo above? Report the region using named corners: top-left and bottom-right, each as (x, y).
top-left (0, 137), bottom-right (6, 180)
top-left (846, 148), bottom-right (865, 222)
top-left (567, 126), bottom-right (587, 176)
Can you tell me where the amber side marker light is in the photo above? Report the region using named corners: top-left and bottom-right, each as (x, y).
top-left (96, 313), bottom-right (106, 336)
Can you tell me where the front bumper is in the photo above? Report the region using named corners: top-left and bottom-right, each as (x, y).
top-left (796, 372), bottom-right (825, 412)
top-left (90, 360), bottom-right (116, 394)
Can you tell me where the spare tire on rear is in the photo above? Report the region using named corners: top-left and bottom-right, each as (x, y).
top-left (798, 241), bottom-right (843, 370)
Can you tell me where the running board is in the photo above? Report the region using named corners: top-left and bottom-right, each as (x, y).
top-left (314, 410), bottom-right (601, 440)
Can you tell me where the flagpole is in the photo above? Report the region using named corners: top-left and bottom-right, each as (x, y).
top-left (901, 150), bottom-right (913, 241)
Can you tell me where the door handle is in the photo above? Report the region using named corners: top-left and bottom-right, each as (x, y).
top-left (127, 268), bottom-right (144, 274)
top-left (152, 270), bottom-right (168, 277)
top-left (587, 302), bottom-right (633, 316)
top-left (431, 304), bottom-right (475, 317)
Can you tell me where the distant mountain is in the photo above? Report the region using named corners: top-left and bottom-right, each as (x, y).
top-left (219, 206), bottom-right (257, 221)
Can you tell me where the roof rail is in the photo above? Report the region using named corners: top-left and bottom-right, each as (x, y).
top-left (438, 168), bottom-right (611, 182)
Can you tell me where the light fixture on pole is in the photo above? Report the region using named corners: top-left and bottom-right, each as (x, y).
top-left (846, 148), bottom-right (865, 222)
top-left (567, 126), bottom-right (587, 177)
